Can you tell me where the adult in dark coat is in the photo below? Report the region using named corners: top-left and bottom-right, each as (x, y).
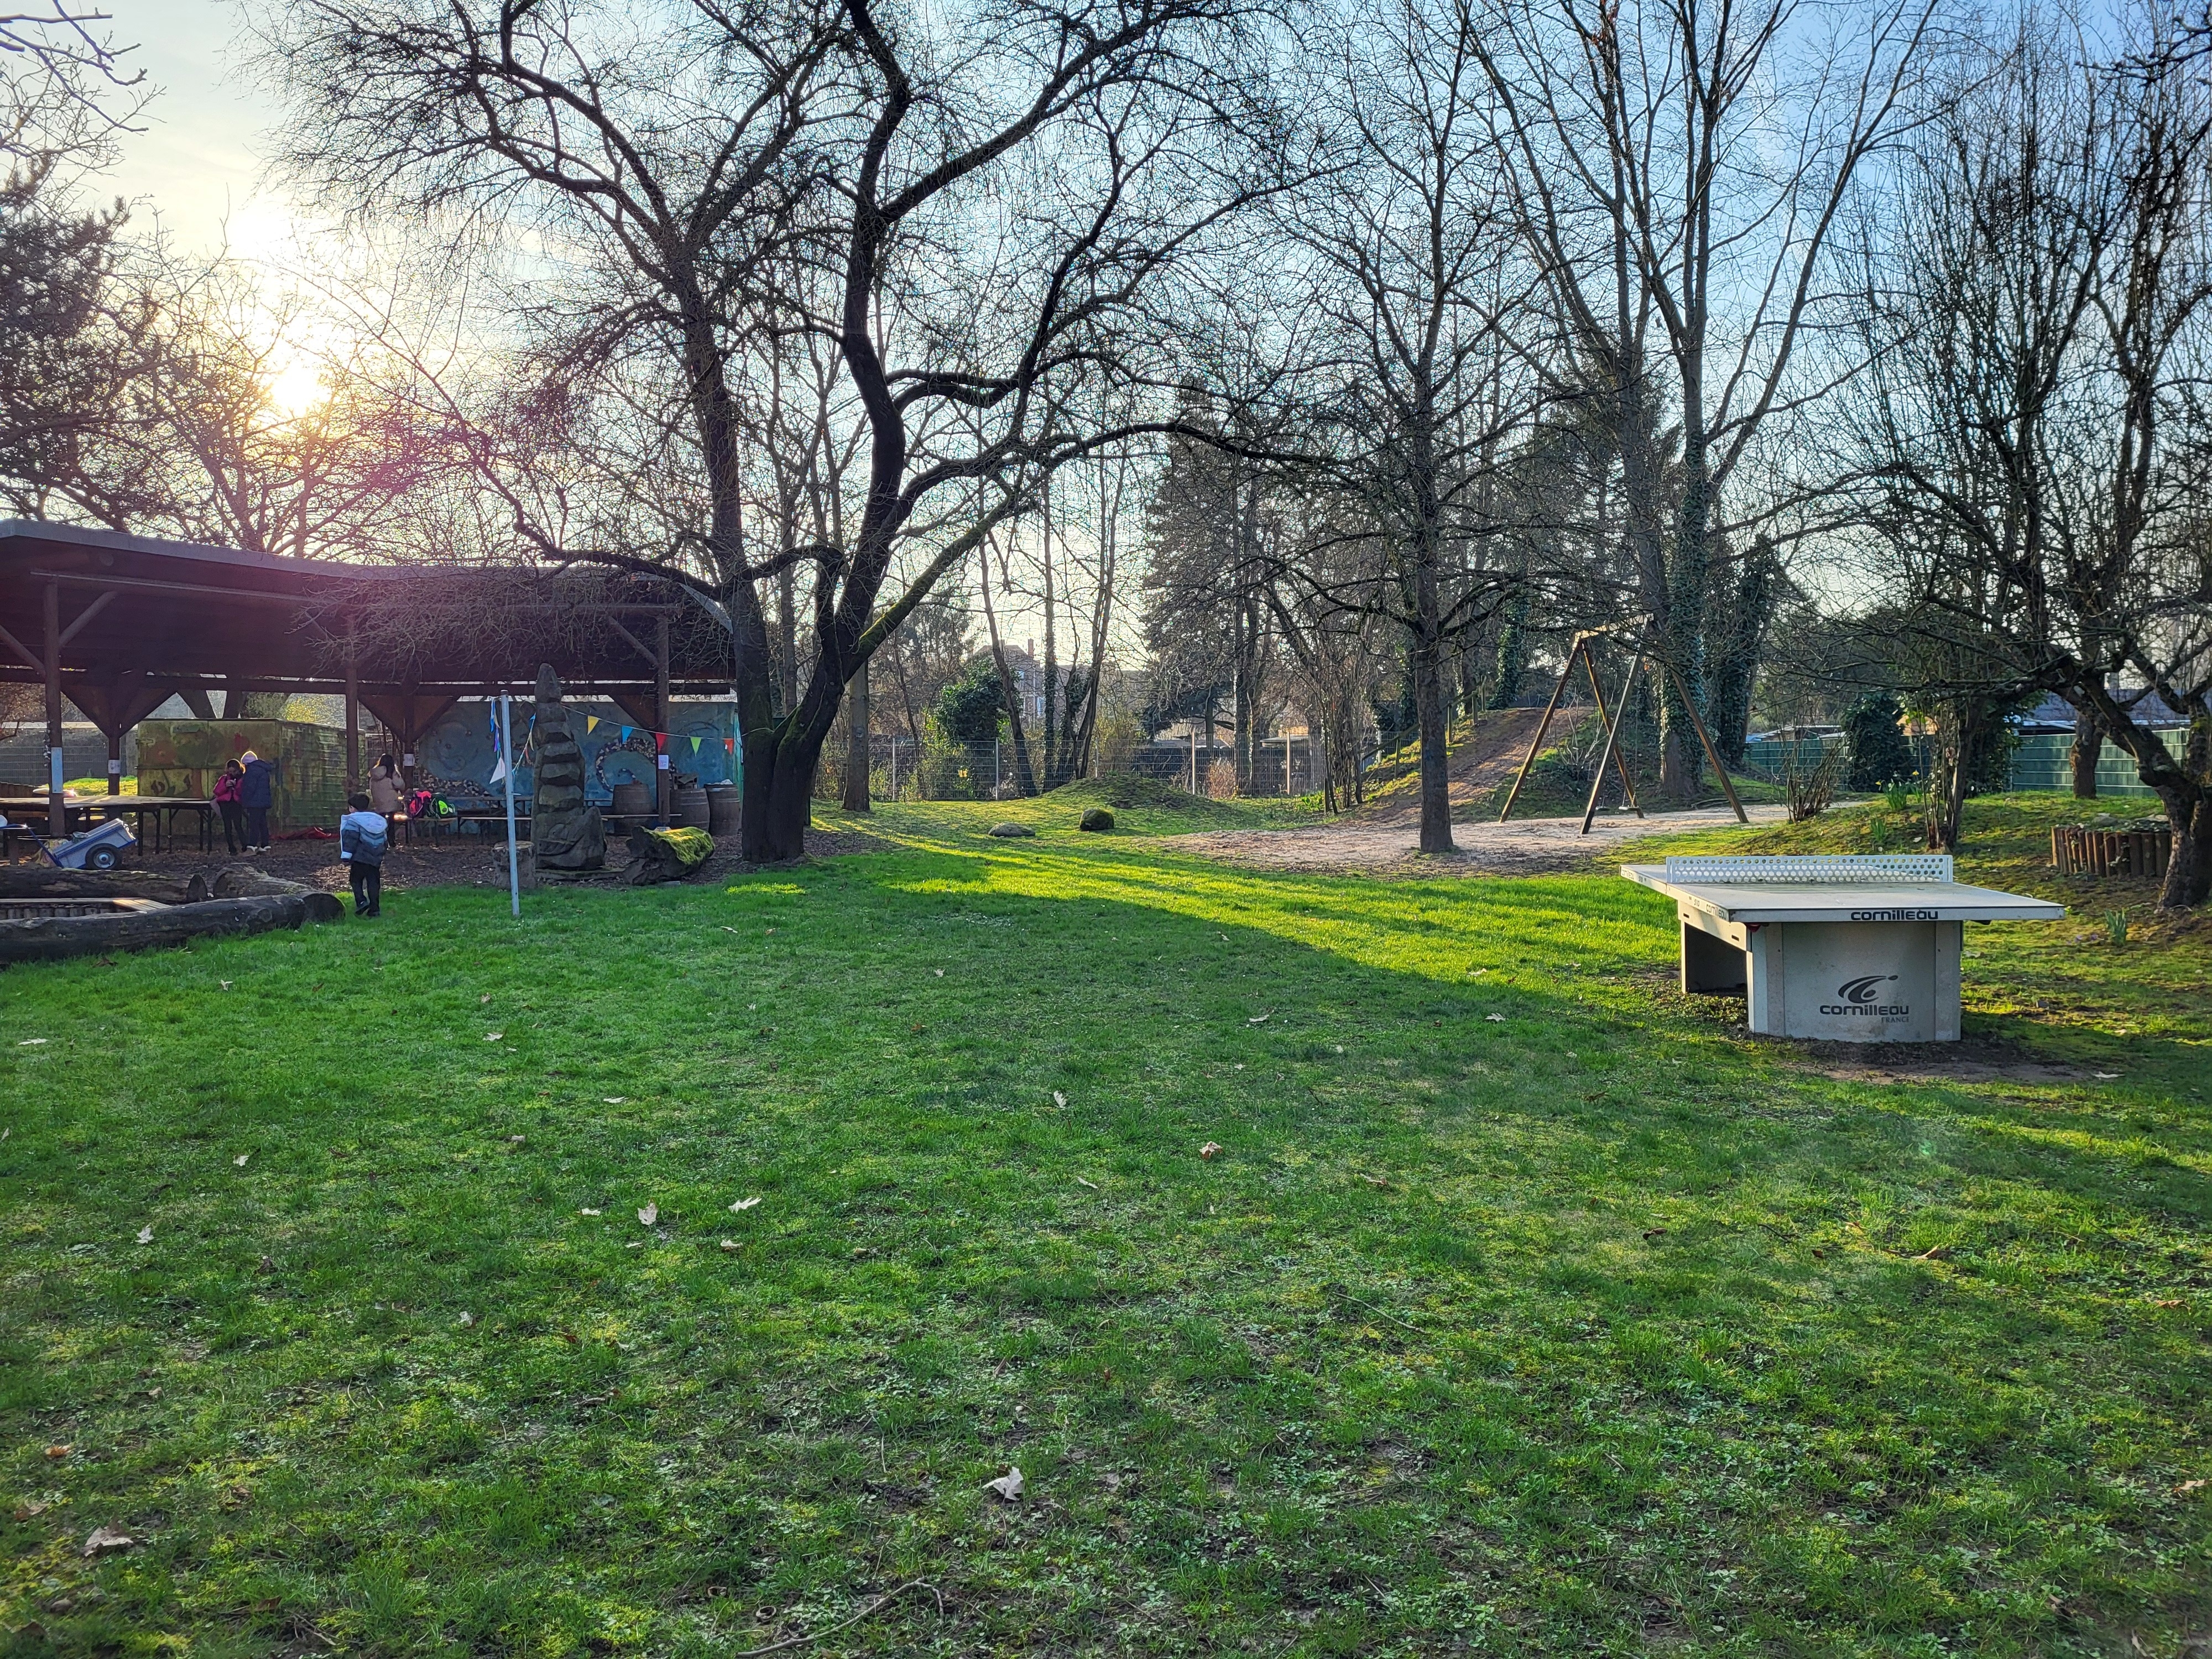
top-left (239, 749), bottom-right (274, 852)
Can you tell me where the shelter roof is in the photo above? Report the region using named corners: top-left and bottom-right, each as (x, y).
top-left (0, 520), bottom-right (732, 718)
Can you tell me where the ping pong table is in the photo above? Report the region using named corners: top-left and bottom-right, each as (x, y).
top-left (1622, 854), bottom-right (2066, 1042)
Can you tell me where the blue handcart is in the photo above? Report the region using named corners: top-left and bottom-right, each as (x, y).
top-left (41, 816), bottom-right (137, 872)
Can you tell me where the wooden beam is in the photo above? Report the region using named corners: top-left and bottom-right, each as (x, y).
top-left (1580, 654), bottom-right (1646, 835)
top-left (44, 580), bottom-right (64, 836)
top-left (1496, 641), bottom-right (1582, 823)
top-left (55, 589), bottom-right (113, 650)
top-left (1579, 646), bottom-right (1644, 820)
top-left (1666, 662), bottom-right (1748, 823)
top-left (656, 614), bottom-right (672, 826)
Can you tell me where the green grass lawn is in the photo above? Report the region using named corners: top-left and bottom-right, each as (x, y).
top-left (3, 794), bottom-right (2207, 1656)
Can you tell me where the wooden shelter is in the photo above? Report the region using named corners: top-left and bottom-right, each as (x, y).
top-left (0, 520), bottom-right (732, 836)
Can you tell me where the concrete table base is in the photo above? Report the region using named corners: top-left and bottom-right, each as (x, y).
top-left (1680, 909), bottom-right (1962, 1041)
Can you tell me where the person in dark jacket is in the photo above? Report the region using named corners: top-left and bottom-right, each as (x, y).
top-left (339, 791), bottom-right (388, 916)
top-left (213, 759), bottom-right (247, 854)
top-left (238, 749), bottom-right (274, 852)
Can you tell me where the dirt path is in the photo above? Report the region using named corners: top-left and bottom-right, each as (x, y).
top-left (1172, 801), bottom-right (1789, 878)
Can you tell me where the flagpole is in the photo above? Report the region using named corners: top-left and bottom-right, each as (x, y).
top-left (500, 692), bottom-right (520, 919)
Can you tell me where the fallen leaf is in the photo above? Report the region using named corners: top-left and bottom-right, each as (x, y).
top-left (233, 1154), bottom-right (249, 1167)
top-left (2178, 1478), bottom-right (2208, 1494)
top-left (1052, 1091), bottom-right (1067, 1108)
top-left (984, 1467), bottom-right (1024, 1501)
top-left (720, 1239), bottom-right (739, 1251)
top-left (18, 1037), bottom-right (48, 1046)
top-left (722, 926), bottom-right (740, 933)
top-left (1074, 1176), bottom-right (1099, 1190)
top-left (218, 981), bottom-right (231, 990)
top-left (13, 1501), bottom-right (48, 1520)
top-left (637, 1203), bottom-right (658, 1227)
top-left (1199, 1141), bottom-right (1222, 1160)
top-left (1246, 1012), bottom-right (1270, 1025)
top-left (1485, 1014), bottom-right (1506, 1023)
top-left (134, 1225), bottom-right (153, 1245)
top-left (1333, 1045), bottom-right (1344, 1054)
top-left (933, 967), bottom-right (945, 976)
top-left (580, 1207), bottom-right (601, 1216)
top-left (766, 926), bottom-right (776, 934)
top-left (1911, 1244), bottom-right (1952, 1262)
top-left (81, 1526), bottom-right (136, 1557)
top-left (625, 1240), bottom-right (643, 1249)
top-left (458, 1311), bottom-right (475, 1328)
top-left (485, 1032), bottom-right (503, 1042)
top-left (603, 1097), bottom-right (626, 1104)
top-left (2152, 1298), bottom-right (2183, 1308)
top-left (44, 1445), bottom-right (69, 1459)
top-left (729, 1197), bottom-right (761, 1212)
top-left (2094, 1072), bottom-right (2121, 1080)
top-left (508, 1135), bottom-right (525, 1144)
top-left (1643, 1227), bottom-right (1668, 1240)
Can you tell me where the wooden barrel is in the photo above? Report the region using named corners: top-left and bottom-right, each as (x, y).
top-left (673, 784), bottom-right (711, 830)
top-left (609, 781), bottom-right (651, 830)
top-left (706, 784), bottom-right (740, 836)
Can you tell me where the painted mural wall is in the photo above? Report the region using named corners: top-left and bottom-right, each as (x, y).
top-left (413, 701), bottom-right (740, 803)
top-left (138, 721), bottom-right (350, 832)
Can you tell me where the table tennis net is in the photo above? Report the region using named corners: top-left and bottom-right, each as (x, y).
top-left (1661, 854), bottom-right (1954, 884)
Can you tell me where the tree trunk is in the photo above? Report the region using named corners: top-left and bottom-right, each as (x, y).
top-left (1413, 615), bottom-right (1453, 854)
top-left (1660, 449), bottom-right (1712, 797)
top-left (841, 656), bottom-right (871, 812)
top-left (2159, 794), bottom-right (2210, 911)
top-left (2069, 711), bottom-right (2102, 798)
top-left (0, 894), bottom-right (327, 966)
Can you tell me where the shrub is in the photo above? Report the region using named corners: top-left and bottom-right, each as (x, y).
top-left (1843, 692), bottom-right (1916, 790)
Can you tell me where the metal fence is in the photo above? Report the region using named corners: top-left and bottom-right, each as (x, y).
top-left (819, 733), bottom-right (1322, 801)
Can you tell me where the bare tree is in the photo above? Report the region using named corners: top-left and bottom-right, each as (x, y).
top-left (1477, 0), bottom-right (1939, 796)
top-left (251, 0), bottom-right (1277, 861)
top-left (1841, 7), bottom-right (2212, 903)
top-left (1265, 0), bottom-right (1540, 850)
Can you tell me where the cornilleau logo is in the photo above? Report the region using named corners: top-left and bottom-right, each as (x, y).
top-left (1822, 974), bottom-right (1907, 1018)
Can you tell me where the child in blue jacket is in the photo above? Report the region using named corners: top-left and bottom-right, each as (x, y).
top-left (339, 792), bottom-right (388, 917)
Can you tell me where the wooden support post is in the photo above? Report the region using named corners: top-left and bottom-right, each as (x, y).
top-left (44, 580), bottom-right (64, 838)
top-left (655, 614), bottom-right (672, 827)
top-left (1580, 648), bottom-right (1644, 821)
top-left (1668, 662), bottom-right (1748, 823)
top-left (1580, 654), bottom-right (1647, 835)
top-left (344, 629), bottom-right (360, 793)
top-left (1496, 640), bottom-right (1583, 823)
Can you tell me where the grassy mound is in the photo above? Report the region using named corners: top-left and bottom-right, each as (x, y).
top-left (1047, 774), bottom-right (1242, 816)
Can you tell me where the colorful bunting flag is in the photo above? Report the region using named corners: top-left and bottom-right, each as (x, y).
top-left (586, 716), bottom-right (598, 734)
top-left (620, 727), bottom-right (633, 741)
top-left (689, 735), bottom-right (701, 753)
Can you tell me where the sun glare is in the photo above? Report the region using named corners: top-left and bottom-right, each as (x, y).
top-left (265, 351), bottom-right (327, 420)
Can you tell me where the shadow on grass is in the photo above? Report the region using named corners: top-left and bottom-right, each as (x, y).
top-left (0, 832), bottom-right (2205, 1655)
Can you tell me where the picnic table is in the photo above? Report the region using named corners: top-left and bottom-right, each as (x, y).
top-left (1622, 853), bottom-right (2064, 1042)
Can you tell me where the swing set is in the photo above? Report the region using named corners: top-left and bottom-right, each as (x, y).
top-left (1495, 622), bottom-right (1747, 834)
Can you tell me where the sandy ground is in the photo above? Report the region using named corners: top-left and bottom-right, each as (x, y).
top-left (1171, 802), bottom-right (1791, 878)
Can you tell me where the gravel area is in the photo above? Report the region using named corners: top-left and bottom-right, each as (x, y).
top-left (1169, 803), bottom-right (1790, 878)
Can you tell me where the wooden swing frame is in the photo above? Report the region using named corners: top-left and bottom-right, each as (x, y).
top-left (1495, 625), bottom-right (1747, 834)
